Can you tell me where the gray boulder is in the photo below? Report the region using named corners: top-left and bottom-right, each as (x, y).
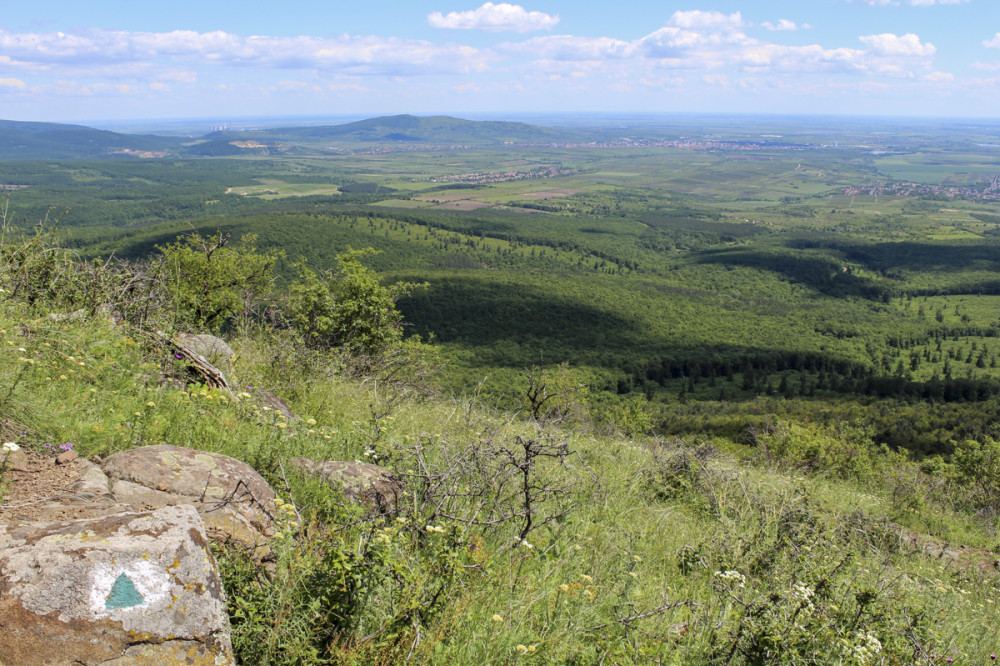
top-left (289, 457), bottom-right (405, 511)
top-left (174, 332), bottom-right (235, 367)
top-left (101, 445), bottom-right (277, 559)
top-left (0, 504), bottom-right (233, 665)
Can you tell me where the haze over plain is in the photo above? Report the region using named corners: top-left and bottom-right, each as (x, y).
top-left (2, 0), bottom-right (999, 122)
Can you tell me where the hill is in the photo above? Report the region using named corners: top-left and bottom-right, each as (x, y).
top-left (0, 118), bottom-right (183, 159)
top-left (2, 224), bottom-right (1000, 663)
top-left (203, 114), bottom-right (576, 146)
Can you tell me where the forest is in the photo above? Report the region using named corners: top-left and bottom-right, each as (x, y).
top-left (7, 114), bottom-right (1000, 663)
top-left (5, 116), bottom-right (998, 459)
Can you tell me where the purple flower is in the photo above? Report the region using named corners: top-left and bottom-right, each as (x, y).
top-left (59, 443), bottom-right (74, 452)
top-left (174, 354), bottom-right (183, 359)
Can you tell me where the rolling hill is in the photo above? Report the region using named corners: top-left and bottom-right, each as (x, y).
top-left (0, 119), bottom-right (183, 159)
top-left (203, 114), bottom-right (577, 146)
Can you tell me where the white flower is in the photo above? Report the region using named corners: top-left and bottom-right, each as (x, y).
top-left (713, 570), bottom-right (746, 588)
top-left (2, 442), bottom-right (19, 452)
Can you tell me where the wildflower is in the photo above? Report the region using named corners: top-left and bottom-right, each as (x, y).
top-left (559, 584), bottom-right (570, 592)
top-left (2, 442), bottom-right (19, 452)
top-left (306, 418), bottom-right (317, 426)
top-left (516, 645), bottom-right (528, 654)
top-left (492, 614), bottom-right (503, 622)
top-left (146, 402), bottom-right (155, 408)
top-left (276, 423), bottom-right (287, 429)
top-left (520, 539), bottom-right (533, 550)
top-left (714, 570), bottom-right (746, 588)
top-left (583, 589), bottom-right (595, 598)
top-left (425, 525), bottom-right (445, 534)
top-left (581, 574), bottom-right (593, 583)
top-left (59, 443), bottom-right (73, 452)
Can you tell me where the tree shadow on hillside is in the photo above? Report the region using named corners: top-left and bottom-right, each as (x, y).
top-left (397, 276), bottom-right (652, 364)
top-left (695, 247), bottom-right (891, 301)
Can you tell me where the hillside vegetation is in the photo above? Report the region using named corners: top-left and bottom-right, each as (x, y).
top-left (4, 205), bottom-right (1000, 664)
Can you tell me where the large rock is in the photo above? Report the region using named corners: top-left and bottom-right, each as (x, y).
top-left (102, 445), bottom-right (276, 558)
top-left (174, 333), bottom-right (235, 368)
top-left (0, 504), bottom-right (233, 665)
top-left (289, 458), bottom-right (404, 511)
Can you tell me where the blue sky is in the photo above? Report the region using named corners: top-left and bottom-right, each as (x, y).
top-left (2, 1), bottom-right (1000, 122)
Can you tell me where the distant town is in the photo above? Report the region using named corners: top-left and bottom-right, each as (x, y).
top-left (842, 173), bottom-right (1000, 202)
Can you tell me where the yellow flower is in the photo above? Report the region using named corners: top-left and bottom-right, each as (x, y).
top-left (580, 574), bottom-right (593, 583)
top-left (306, 418), bottom-right (317, 426)
top-left (528, 646), bottom-right (537, 654)
top-left (492, 614), bottom-right (503, 622)
top-left (276, 423), bottom-right (287, 429)
top-left (559, 584), bottom-right (570, 592)
top-left (146, 402), bottom-right (155, 408)
top-left (516, 645), bottom-right (528, 654)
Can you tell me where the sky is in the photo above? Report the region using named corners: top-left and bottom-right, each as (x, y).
top-left (2, 1), bottom-right (1000, 123)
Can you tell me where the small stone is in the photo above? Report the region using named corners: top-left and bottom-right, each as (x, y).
top-left (156, 482), bottom-right (167, 491)
top-left (55, 450), bottom-right (78, 465)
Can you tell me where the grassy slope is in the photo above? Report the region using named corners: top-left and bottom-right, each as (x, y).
top-left (2, 300), bottom-right (1000, 664)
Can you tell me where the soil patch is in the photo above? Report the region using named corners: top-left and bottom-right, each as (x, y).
top-left (1, 452), bottom-right (87, 524)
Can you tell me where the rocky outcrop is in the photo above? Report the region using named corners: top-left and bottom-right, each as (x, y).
top-left (289, 457), bottom-right (405, 511)
top-left (0, 504), bottom-right (233, 665)
top-left (31, 445), bottom-right (277, 560)
top-left (102, 445), bottom-right (277, 558)
top-left (174, 333), bottom-right (235, 368)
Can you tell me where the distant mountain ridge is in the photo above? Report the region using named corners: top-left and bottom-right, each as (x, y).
top-left (0, 114), bottom-right (583, 159)
top-left (204, 114), bottom-right (577, 146)
top-left (0, 119), bottom-right (182, 159)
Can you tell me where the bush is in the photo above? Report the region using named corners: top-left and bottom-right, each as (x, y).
top-left (156, 230), bottom-right (278, 333)
top-left (285, 249), bottom-right (423, 356)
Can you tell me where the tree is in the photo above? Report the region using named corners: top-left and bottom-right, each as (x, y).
top-left (286, 248), bottom-right (423, 356)
top-left (157, 230), bottom-right (278, 332)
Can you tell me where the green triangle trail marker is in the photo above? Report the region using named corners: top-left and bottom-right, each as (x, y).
top-left (105, 573), bottom-right (144, 610)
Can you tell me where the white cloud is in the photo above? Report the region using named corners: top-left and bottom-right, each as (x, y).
top-left (761, 19), bottom-right (811, 32)
top-left (0, 28), bottom-right (487, 76)
top-left (923, 71), bottom-right (954, 81)
top-left (504, 35), bottom-right (634, 60)
top-left (667, 10), bottom-right (744, 32)
top-left (0, 78), bottom-right (27, 89)
top-left (428, 3), bottom-right (558, 32)
top-left (984, 33), bottom-right (1000, 49)
top-left (858, 33), bottom-right (935, 57)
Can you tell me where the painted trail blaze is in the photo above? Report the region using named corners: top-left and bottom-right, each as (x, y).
top-left (105, 573), bottom-right (144, 610)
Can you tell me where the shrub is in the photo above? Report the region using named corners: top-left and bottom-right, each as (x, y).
top-left (156, 230), bottom-right (278, 333)
top-left (285, 249), bottom-right (423, 356)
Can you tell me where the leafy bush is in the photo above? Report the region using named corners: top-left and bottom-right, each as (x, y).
top-left (285, 249), bottom-right (423, 356)
top-left (155, 230), bottom-right (279, 332)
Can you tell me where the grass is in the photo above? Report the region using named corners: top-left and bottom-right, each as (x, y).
top-left (4, 295), bottom-right (1000, 663)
